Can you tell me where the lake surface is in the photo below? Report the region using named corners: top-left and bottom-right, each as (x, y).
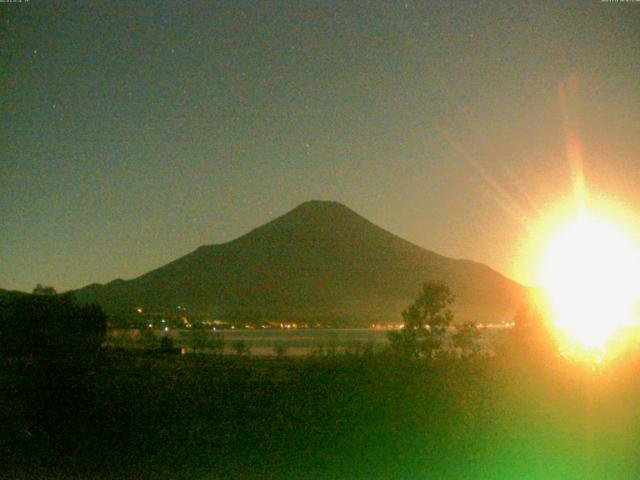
top-left (107, 326), bottom-right (510, 356)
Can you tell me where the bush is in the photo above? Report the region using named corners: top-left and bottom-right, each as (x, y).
top-left (139, 326), bottom-right (159, 350)
top-left (273, 343), bottom-right (288, 358)
top-left (0, 292), bottom-right (107, 457)
top-left (190, 329), bottom-right (210, 354)
top-left (232, 340), bottom-right (249, 356)
top-left (210, 333), bottom-right (225, 356)
top-left (159, 335), bottom-right (175, 351)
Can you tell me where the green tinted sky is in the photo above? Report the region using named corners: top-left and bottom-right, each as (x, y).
top-left (2, 0), bottom-right (639, 291)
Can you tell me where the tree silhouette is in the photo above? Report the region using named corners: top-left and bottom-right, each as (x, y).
top-left (0, 292), bottom-right (108, 449)
top-left (32, 283), bottom-right (57, 296)
top-left (0, 292), bottom-right (106, 356)
top-left (501, 302), bottom-right (556, 361)
top-left (388, 281), bottom-right (454, 359)
top-left (452, 320), bottom-right (480, 357)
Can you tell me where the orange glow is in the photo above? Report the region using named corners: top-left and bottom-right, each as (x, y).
top-left (521, 194), bottom-right (640, 362)
top-left (538, 211), bottom-right (640, 353)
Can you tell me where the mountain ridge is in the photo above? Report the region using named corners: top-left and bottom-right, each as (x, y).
top-left (74, 201), bottom-right (528, 326)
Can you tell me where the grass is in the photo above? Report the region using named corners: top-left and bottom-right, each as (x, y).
top-left (3, 345), bottom-right (640, 479)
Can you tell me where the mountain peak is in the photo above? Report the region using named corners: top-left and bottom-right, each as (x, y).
top-left (289, 200), bottom-right (357, 218)
top-left (74, 200), bottom-right (528, 325)
top-left (246, 200), bottom-right (374, 241)
top-left (295, 200), bottom-right (349, 210)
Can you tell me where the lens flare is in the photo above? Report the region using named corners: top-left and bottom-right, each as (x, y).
top-left (538, 212), bottom-right (640, 358)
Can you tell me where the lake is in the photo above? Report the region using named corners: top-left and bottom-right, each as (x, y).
top-left (106, 326), bottom-right (511, 356)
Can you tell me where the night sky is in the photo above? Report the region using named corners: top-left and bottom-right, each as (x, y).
top-left (2, 1), bottom-right (639, 292)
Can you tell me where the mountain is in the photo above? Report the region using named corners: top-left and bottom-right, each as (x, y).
top-left (73, 201), bottom-right (529, 326)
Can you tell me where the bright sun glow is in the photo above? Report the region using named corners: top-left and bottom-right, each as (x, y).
top-left (538, 211), bottom-right (640, 357)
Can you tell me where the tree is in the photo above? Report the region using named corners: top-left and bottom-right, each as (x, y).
top-left (0, 292), bottom-right (107, 356)
top-left (0, 293), bottom-right (108, 446)
top-left (32, 284), bottom-right (57, 296)
top-left (452, 320), bottom-right (480, 357)
top-left (388, 281), bottom-right (454, 359)
top-left (500, 302), bottom-right (556, 361)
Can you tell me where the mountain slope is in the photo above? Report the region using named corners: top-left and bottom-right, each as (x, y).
top-left (74, 201), bottom-right (528, 325)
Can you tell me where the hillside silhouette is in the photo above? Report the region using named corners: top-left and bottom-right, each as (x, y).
top-left (0, 288), bottom-right (28, 301)
top-left (74, 201), bottom-right (528, 326)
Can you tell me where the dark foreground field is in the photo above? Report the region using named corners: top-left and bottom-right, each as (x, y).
top-left (3, 346), bottom-right (640, 479)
